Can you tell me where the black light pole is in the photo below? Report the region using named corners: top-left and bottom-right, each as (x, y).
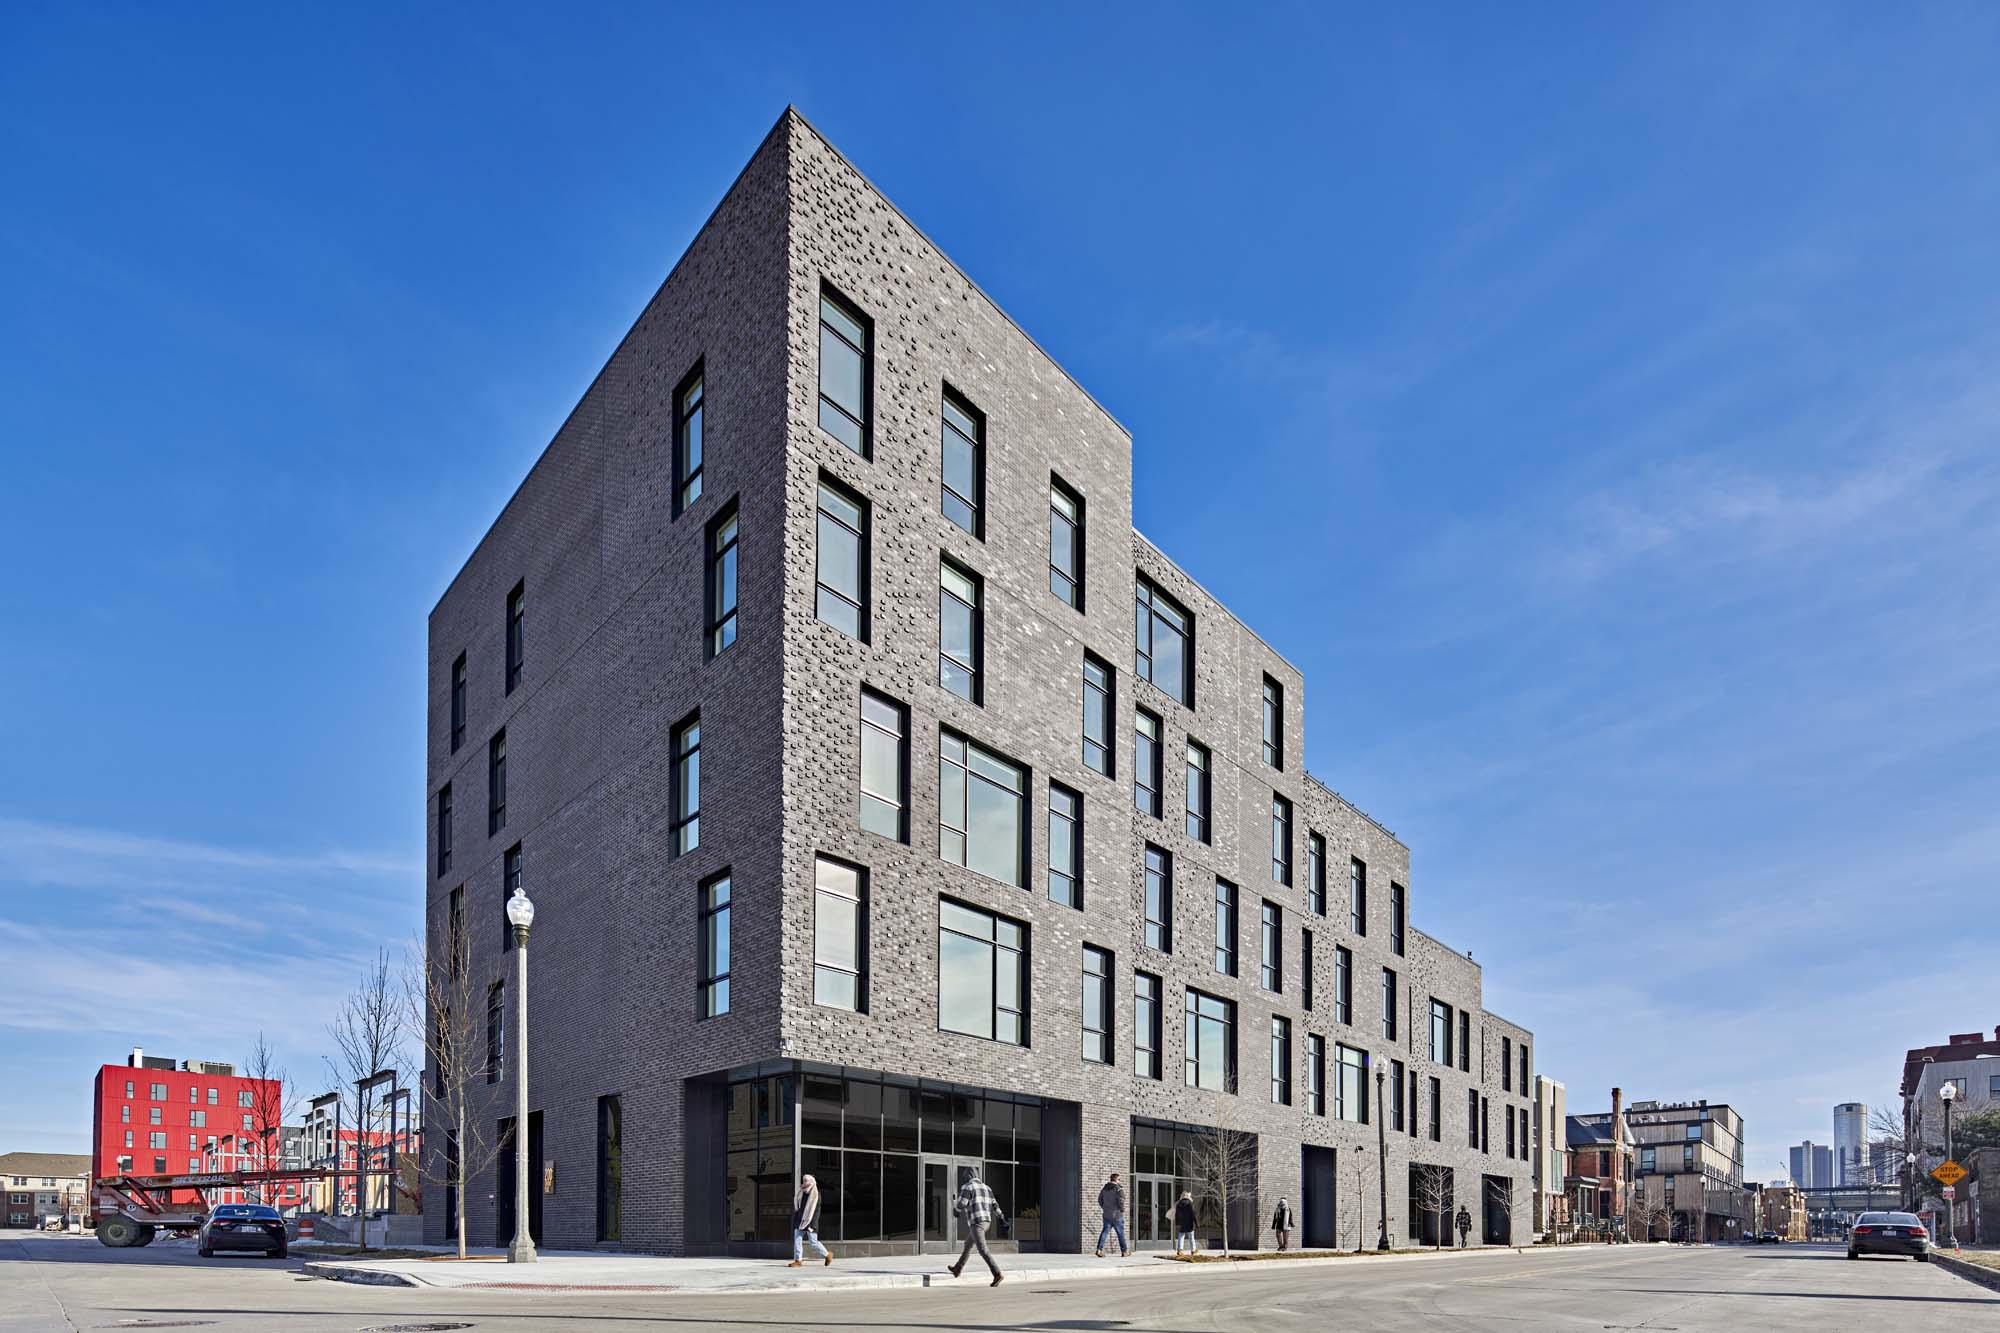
top-left (1940, 1081), bottom-right (1957, 1249)
top-left (1374, 1063), bottom-right (1390, 1250)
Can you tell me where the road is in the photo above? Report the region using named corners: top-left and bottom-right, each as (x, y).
top-left (4, 1230), bottom-right (1995, 1332)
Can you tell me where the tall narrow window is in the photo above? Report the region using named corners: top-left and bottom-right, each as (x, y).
top-left (1082, 945), bottom-right (1112, 1064)
top-left (1301, 928), bottom-right (1315, 1010)
top-left (1184, 738), bottom-right (1210, 841)
top-left (1349, 858), bottom-right (1368, 936)
top-left (1307, 1033), bottom-right (1326, 1116)
top-left (1469, 1090), bottom-right (1481, 1150)
top-left (1050, 478), bottom-right (1083, 609)
top-left (596, 1095), bottom-right (622, 1241)
top-left (699, 872), bottom-right (730, 1018)
top-left (1048, 783), bottom-right (1082, 909)
top-left (1185, 989), bottom-right (1236, 1092)
top-left (938, 558), bottom-right (982, 702)
top-left (858, 689), bottom-right (908, 841)
top-left (1134, 709), bottom-right (1162, 817)
top-left (674, 363), bottom-right (704, 514)
top-left (1213, 877), bottom-right (1237, 975)
top-left (1458, 1012), bottom-right (1470, 1073)
top-left (1430, 999), bottom-right (1453, 1065)
top-left (1337, 1044), bottom-right (1369, 1124)
top-left (485, 980), bottom-right (503, 1083)
top-left (1390, 1059), bottom-right (1407, 1131)
top-left (1520, 1044), bottom-right (1529, 1096)
top-left (818, 286), bottom-right (871, 456)
top-left (815, 478), bottom-right (868, 639)
top-left (1502, 1037), bottom-right (1513, 1092)
top-left (706, 503), bottom-right (739, 655)
top-left (437, 784), bottom-right (453, 876)
top-left (938, 731), bottom-right (1026, 887)
top-left (1261, 675), bottom-right (1283, 769)
top-left (1505, 1102), bottom-right (1516, 1157)
top-left (1144, 844), bottom-right (1173, 952)
top-left (671, 714), bottom-right (701, 856)
top-left (487, 731), bottom-right (507, 835)
top-left (938, 898), bottom-right (1027, 1045)
top-left (501, 844), bottom-right (521, 951)
top-left (1429, 1076), bottom-right (1442, 1141)
top-left (449, 653), bottom-right (466, 752)
top-left (1081, 654), bottom-right (1114, 777)
top-left (1134, 576), bottom-right (1191, 705)
top-left (1135, 971), bottom-right (1162, 1079)
top-left (447, 885), bottom-right (466, 981)
top-left (940, 390), bottom-right (984, 536)
top-left (1335, 944), bottom-right (1352, 1024)
top-left (1306, 832), bottom-right (1325, 915)
top-left (1271, 795), bottom-right (1292, 885)
top-left (505, 581), bottom-right (525, 694)
top-left (1382, 968), bottom-right (1398, 1040)
top-left (1271, 1016), bottom-right (1292, 1105)
top-left (1391, 882), bottom-right (1406, 956)
top-left (813, 856), bottom-right (865, 1011)
top-left (1260, 900), bottom-right (1283, 992)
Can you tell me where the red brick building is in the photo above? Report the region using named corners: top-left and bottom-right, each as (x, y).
top-left (90, 1047), bottom-right (294, 1209)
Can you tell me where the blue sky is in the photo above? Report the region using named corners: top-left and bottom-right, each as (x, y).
top-left (3, 4), bottom-right (1996, 1182)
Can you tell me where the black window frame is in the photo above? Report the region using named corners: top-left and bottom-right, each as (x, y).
top-left (938, 729), bottom-right (1029, 889)
top-left (1382, 967), bottom-right (1398, 1041)
top-left (1337, 1043), bottom-right (1370, 1125)
top-left (817, 283), bottom-right (873, 457)
top-left (1050, 476), bottom-right (1084, 610)
top-left (487, 731), bottom-right (507, 836)
top-left (1261, 674), bottom-right (1283, 769)
top-left (1271, 1015), bottom-right (1293, 1106)
top-left (858, 687), bottom-right (909, 842)
top-left (812, 855), bottom-right (867, 1012)
top-left (1144, 844), bottom-right (1173, 953)
top-left (1048, 781), bottom-right (1082, 909)
top-left (1212, 877), bottom-right (1237, 976)
top-left (1184, 987), bottom-right (1237, 1093)
top-left (1134, 707), bottom-right (1162, 818)
top-left (671, 712), bottom-right (701, 857)
top-left (1306, 831), bottom-right (1326, 915)
top-left (1390, 881), bottom-right (1406, 955)
top-left (937, 555), bottom-right (983, 704)
top-left (1081, 944), bottom-right (1113, 1065)
top-left (1133, 575), bottom-right (1192, 706)
top-left (1307, 1032), bottom-right (1327, 1116)
top-left (437, 783), bottom-right (453, 877)
top-left (673, 360), bottom-right (705, 516)
top-left (1335, 943), bottom-right (1352, 1025)
top-left (505, 580), bottom-right (525, 695)
top-left (596, 1093), bottom-right (622, 1241)
top-left (939, 386), bottom-right (985, 538)
top-left (814, 475), bottom-right (870, 641)
top-left (1301, 926), bottom-right (1315, 1010)
top-left (1271, 794), bottom-right (1292, 886)
top-left (1350, 857), bottom-right (1368, 936)
top-left (1135, 970), bottom-right (1162, 1079)
top-left (937, 896), bottom-right (1029, 1046)
top-left (705, 500), bottom-right (739, 657)
top-left (449, 652), bottom-right (466, 752)
top-left (485, 979), bottom-right (504, 1084)
top-left (699, 870), bottom-right (731, 1019)
top-left (1082, 654), bottom-right (1114, 777)
top-left (1260, 899), bottom-right (1283, 993)
top-left (1184, 737), bottom-right (1210, 841)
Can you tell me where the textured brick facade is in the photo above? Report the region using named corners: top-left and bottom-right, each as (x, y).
top-left (424, 109), bottom-right (1534, 1255)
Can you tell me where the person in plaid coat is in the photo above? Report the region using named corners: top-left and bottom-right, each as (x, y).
top-left (948, 1171), bottom-right (1006, 1285)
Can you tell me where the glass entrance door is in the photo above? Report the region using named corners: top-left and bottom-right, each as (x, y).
top-left (1134, 1173), bottom-right (1176, 1246)
top-left (921, 1156), bottom-right (981, 1250)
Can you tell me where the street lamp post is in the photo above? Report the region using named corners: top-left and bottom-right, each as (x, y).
top-left (1905, 1152), bottom-right (1917, 1214)
top-left (1374, 1064), bottom-right (1390, 1250)
top-left (506, 885), bottom-right (537, 1264)
top-left (1939, 1080), bottom-right (1958, 1250)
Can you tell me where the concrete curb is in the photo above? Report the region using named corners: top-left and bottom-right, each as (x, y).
top-left (1930, 1250), bottom-right (2000, 1295)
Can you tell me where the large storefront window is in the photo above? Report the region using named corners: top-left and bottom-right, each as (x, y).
top-left (1130, 1118), bottom-right (1236, 1249)
top-left (724, 1070), bottom-right (795, 1244)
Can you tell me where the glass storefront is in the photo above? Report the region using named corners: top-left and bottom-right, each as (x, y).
top-left (1130, 1118), bottom-right (1227, 1248)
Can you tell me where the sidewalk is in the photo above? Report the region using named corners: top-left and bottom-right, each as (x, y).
top-left (301, 1239), bottom-right (1669, 1294)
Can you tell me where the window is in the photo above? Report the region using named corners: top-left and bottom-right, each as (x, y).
top-left (1684, 1123), bottom-right (1702, 1141)
top-left (123, 1129), bottom-right (132, 1146)
top-left (1144, 845), bottom-right (1173, 952)
top-left (940, 390), bottom-right (984, 536)
top-left (1271, 795), bottom-right (1292, 885)
top-left (1184, 739), bottom-right (1210, 841)
top-left (597, 1094), bottom-right (622, 1242)
top-left (190, 1110), bottom-right (205, 1128)
top-left (1212, 877), bottom-right (1236, 975)
top-left (1349, 858), bottom-right (1367, 935)
top-left (1271, 1016), bottom-right (1292, 1105)
top-left (1081, 654), bottom-right (1114, 777)
top-left (505, 581), bottom-right (525, 694)
top-left (1135, 972), bottom-right (1162, 1079)
top-left (437, 784), bottom-right (453, 876)
top-left (938, 731), bottom-right (1026, 887)
top-left (1337, 1044), bottom-right (1369, 1124)
top-left (1134, 709), bottom-right (1162, 817)
top-left (487, 731), bottom-right (507, 835)
top-left (1505, 1104), bottom-right (1516, 1157)
top-left (938, 898), bottom-right (1027, 1045)
top-left (938, 558), bottom-right (982, 701)
top-left (706, 503), bottom-right (739, 655)
top-left (671, 714), bottom-right (701, 856)
top-left (449, 652), bottom-right (466, 752)
top-left (1382, 968), bottom-right (1398, 1040)
top-left (120, 1105), bottom-right (129, 1123)
top-left (1134, 575), bottom-right (1191, 705)
top-left (813, 857), bottom-right (866, 1011)
top-left (1469, 1090), bottom-right (1481, 1150)
top-left (1306, 832), bottom-right (1325, 915)
top-left (502, 843), bottom-right (523, 950)
top-left (1261, 675), bottom-right (1283, 769)
top-left (1390, 1059), bottom-right (1407, 1131)
top-left (1307, 1033), bottom-right (1327, 1116)
top-left (818, 286), bottom-right (871, 455)
top-left (486, 981), bottom-right (504, 1083)
top-left (1641, 1147), bottom-right (1655, 1174)
top-left (1430, 999), bottom-right (1453, 1065)
top-left (448, 884), bottom-right (466, 980)
top-left (1458, 1012), bottom-right (1470, 1072)
top-left (1428, 1076), bottom-right (1442, 1141)
top-left (149, 1106), bottom-right (161, 1125)
top-left (1048, 783), bottom-right (1082, 908)
top-left (699, 872), bottom-right (731, 1018)
top-left (674, 363), bottom-right (704, 514)
top-left (1050, 478), bottom-right (1083, 608)
top-left (1335, 945), bottom-right (1352, 1024)
top-left (125, 1080), bottom-right (134, 1097)
top-left (149, 1132), bottom-right (167, 1150)
top-left (1390, 881), bottom-right (1406, 955)
top-left (1260, 900), bottom-right (1283, 992)
top-left (1520, 1045), bottom-right (1529, 1096)
top-left (1502, 1037), bottom-right (1512, 1091)
top-left (857, 688), bottom-right (908, 841)
top-left (1301, 928), bottom-right (1315, 1010)
top-left (815, 477), bottom-right (868, 639)
top-left (1185, 988), bottom-right (1236, 1092)
top-left (1082, 945), bottom-right (1112, 1064)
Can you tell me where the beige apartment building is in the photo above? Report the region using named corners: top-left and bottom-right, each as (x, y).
top-left (1532, 1076), bottom-right (1567, 1232)
top-left (1762, 1180), bottom-right (1807, 1240)
top-left (1626, 1099), bottom-right (1750, 1241)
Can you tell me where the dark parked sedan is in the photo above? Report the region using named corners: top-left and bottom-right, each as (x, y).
top-left (1847, 1211), bottom-right (1929, 1261)
top-left (197, 1203), bottom-right (288, 1259)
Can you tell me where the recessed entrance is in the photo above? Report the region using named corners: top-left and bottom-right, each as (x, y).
top-left (921, 1155), bottom-right (985, 1250)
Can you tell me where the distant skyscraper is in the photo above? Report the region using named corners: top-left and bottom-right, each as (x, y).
top-left (1833, 1103), bottom-right (1869, 1185)
top-left (1789, 1140), bottom-right (1834, 1188)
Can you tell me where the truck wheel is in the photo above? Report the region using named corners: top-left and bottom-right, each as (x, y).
top-left (96, 1216), bottom-right (141, 1248)
top-left (135, 1225), bottom-right (158, 1246)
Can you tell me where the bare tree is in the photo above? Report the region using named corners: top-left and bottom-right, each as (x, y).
top-left (326, 947), bottom-right (405, 1251)
top-left (1184, 1085), bottom-right (1258, 1256)
top-left (1340, 1153), bottom-right (1365, 1252)
top-left (1411, 1162), bottom-right (1453, 1250)
top-left (405, 928), bottom-right (505, 1258)
top-left (242, 1032), bottom-right (296, 1205)
top-left (1627, 1182), bottom-right (1674, 1242)
top-left (1485, 1175), bottom-right (1529, 1247)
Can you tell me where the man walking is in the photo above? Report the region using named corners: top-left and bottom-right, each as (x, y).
top-left (787, 1173), bottom-right (832, 1267)
top-left (1173, 1190), bottom-right (1199, 1255)
top-left (1271, 1197), bottom-right (1296, 1251)
top-left (1094, 1171), bottom-right (1129, 1257)
top-left (949, 1169), bottom-right (1006, 1286)
top-left (1455, 1203), bottom-right (1472, 1249)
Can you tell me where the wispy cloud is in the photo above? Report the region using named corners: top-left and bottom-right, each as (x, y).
top-left (0, 816), bottom-right (417, 888)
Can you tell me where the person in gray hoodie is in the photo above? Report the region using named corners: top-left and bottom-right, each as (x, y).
top-left (1094, 1171), bottom-right (1129, 1257)
top-left (1271, 1197), bottom-right (1296, 1251)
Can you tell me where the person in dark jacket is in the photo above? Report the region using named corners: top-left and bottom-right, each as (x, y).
top-left (1094, 1172), bottom-right (1129, 1257)
top-left (1272, 1198), bottom-right (1296, 1251)
top-left (1455, 1204), bottom-right (1473, 1248)
top-left (1173, 1191), bottom-right (1199, 1255)
top-left (787, 1174), bottom-right (832, 1266)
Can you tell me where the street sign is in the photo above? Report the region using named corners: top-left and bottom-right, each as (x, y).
top-left (1943, 1185), bottom-right (1955, 1200)
top-left (1932, 1159), bottom-right (1967, 1187)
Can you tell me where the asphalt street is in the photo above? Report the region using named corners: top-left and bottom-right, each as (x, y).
top-left (3, 1230), bottom-right (1994, 1332)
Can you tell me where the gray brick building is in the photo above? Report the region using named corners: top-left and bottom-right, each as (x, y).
top-left (424, 108), bottom-right (1536, 1257)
